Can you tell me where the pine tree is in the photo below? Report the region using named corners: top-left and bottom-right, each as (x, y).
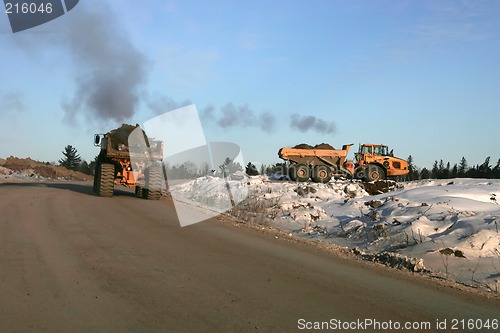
top-left (182, 161), bottom-right (198, 178)
top-left (493, 158), bottom-right (500, 179)
top-left (271, 163), bottom-right (288, 175)
top-left (443, 162), bottom-right (451, 179)
top-left (458, 157), bottom-right (468, 177)
top-left (220, 157), bottom-right (243, 176)
top-left (431, 160), bottom-right (439, 179)
top-left (437, 160), bottom-right (445, 179)
top-left (245, 162), bottom-right (259, 176)
top-left (199, 162), bottom-right (211, 176)
top-left (451, 164), bottom-right (458, 178)
top-left (420, 167), bottom-right (430, 179)
top-left (260, 164), bottom-right (266, 175)
top-left (479, 156), bottom-right (491, 178)
top-left (466, 164), bottom-right (479, 178)
top-left (89, 155), bottom-right (98, 176)
top-left (59, 145), bottom-right (82, 171)
top-left (78, 160), bottom-right (92, 175)
top-left (407, 155), bottom-right (418, 180)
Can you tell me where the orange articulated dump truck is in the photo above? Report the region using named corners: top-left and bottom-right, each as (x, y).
top-left (278, 143), bottom-right (409, 183)
top-left (93, 124), bottom-right (164, 199)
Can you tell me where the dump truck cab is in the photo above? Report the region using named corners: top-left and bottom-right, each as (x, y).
top-left (355, 144), bottom-right (409, 181)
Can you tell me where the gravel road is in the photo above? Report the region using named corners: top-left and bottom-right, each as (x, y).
top-left (0, 181), bottom-right (498, 332)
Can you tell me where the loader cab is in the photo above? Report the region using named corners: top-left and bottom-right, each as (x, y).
top-left (360, 144), bottom-right (389, 156)
top-left (356, 144), bottom-right (391, 165)
top-left (358, 144), bottom-right (389, 157)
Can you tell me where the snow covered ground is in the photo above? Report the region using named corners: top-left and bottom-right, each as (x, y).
top-left (171, 176), bottom-right (500, 293)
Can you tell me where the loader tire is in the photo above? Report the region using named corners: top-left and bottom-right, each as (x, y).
top-left (365, 164), bottom-right (385, 182)
top-left (290, 163), bottom-right (310, 182)
top-left (98, 163), bottom-right (115, 197)
top-left (312, 165), bottom-right (332, 183)
top-left (144, 163), bottom-right (163, 200)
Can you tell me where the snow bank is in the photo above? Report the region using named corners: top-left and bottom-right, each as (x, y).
top-left (171, 176), bottom-right (500, 292)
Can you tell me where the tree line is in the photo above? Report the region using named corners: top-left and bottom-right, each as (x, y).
top-left (163, 158), bottom-right (243, 179)
top-left (406, 155), bottom-right (500, 180)
top-left (250, 156), bottom-right (500, 181)
top-left (58, 145), bottom-right (500, 181)
top-left (58, 145), bottom-right (245, 179)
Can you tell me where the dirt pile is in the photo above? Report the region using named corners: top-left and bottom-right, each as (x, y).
top-left (0, 166), bottom-right (11, 175)
top-left (107, 123), bottom-right (146, 150)
top-left (0, 157), bottom-right (91, 181)
top-left (293, 143), bottom-right (313, 149)
top-left (361, 180), bottom-right (401, 195)
top-left (313, 143), bottom-right (335, 150)
top-left (292, 143), bottom-right (336, 150)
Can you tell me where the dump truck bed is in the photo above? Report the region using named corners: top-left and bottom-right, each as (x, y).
top-left (278, 144), bottom-right (352, 167)
top-left (101, 136), bottom-right (163, 161)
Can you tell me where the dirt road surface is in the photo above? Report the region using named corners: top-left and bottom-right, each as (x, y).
top-left (0, 181), bottom-right (499, 333)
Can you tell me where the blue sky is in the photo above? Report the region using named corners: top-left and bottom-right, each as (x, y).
top-left (1, 0), bottom-right (499, 170)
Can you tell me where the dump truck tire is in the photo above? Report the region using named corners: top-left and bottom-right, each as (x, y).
top-left (135, 186), bottom-right (143, 198)
top-left (312, 165), bottom-right (332, 183)
top-left (98, 163), bottom-right (115, 197)
top-left (365, 164), bottom-right (385, 182)
top-left (144, 163), bottom-right (163, 200)
top-left (289, 165), bottom-right (297, 181)
top-left (290, 163), bottom-right (310, 182)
